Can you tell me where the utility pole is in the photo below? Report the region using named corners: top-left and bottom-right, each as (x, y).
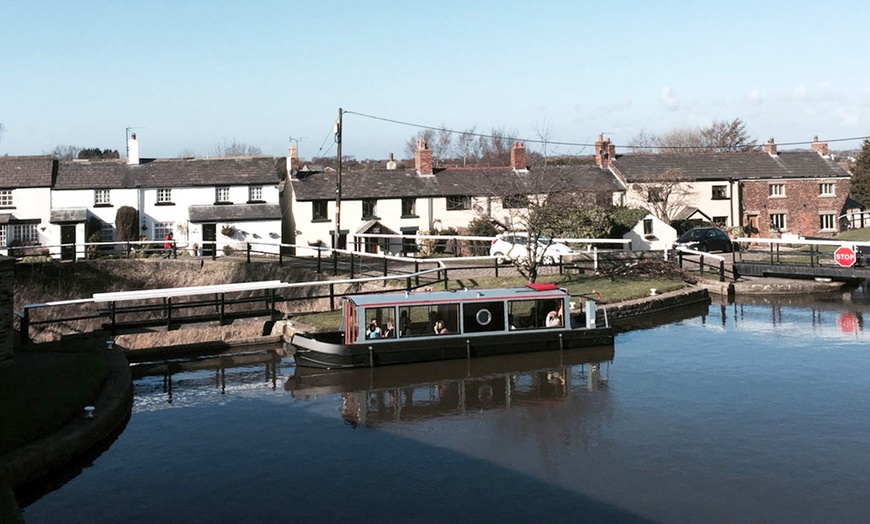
top-left (333, 108), bottom-right (343, 274)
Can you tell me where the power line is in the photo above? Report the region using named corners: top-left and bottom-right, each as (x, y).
top-left (343, 109), bottom-right (870, 151)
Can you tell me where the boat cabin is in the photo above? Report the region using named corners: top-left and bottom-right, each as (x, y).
top-left (342, 283), bottom-right (593, 345)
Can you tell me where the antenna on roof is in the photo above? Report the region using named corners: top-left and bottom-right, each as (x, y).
top-left (125, 126), bottom-right (144, 158)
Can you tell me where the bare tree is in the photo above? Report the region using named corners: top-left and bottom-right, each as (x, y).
top-left (632, 168), bottom-right (695, 222)
top-left (46, 145), bottom-right (82, 160)
top-left (657, 127), bottom-right (706, 153)
top-left (178, 148), bottom-right (198, 158)
top-left (700, 118), bottom-right (756, 152)
top-left (625, 129), bottom-right (659, 154)
top-left (212, 140), bottom-right (262, 157)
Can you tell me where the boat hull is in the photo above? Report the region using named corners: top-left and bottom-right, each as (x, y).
top-left (291, 327), bottom-right (614, 369)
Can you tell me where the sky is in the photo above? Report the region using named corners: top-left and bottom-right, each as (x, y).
top-left (2, 0), bottom-right (869, 161)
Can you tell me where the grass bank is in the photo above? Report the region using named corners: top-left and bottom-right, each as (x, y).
top-left (0, 348), bottom-right (108, 452)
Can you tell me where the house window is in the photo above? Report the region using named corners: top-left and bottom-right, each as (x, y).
top-left (94, 189), bottom-right (111, 206)
top-left (769, 184), bottom-right (785, 198)
top-left (157, 188), bottom-right (172, 204)
top-left (101, 223), bottom-right (115, 242)
top-left (248, 185), bottom-right (263, 202)
top-left (10, 223), bottom-right (39, 243)
top-left (0, 190), bottom-right (12, 207)
top-left (153, 222), bottom-right (174, 241)
top-left (713, 216), bottom-right (728, 227)
top-left (819, 183), bottom-right (835, 197)
top-left (446, 195), bottom-right (471, 211)
top-left (770, 213), bottom-right (786, 231)
top-left (216, 186), bottom-right (231, 203)
top-left (819, 213), bottom-right (836, 231)
top-left (643, 218), bottom-right (653, 235)
top-left (312, 200), bottom-right (329, 221)
top-left (401, 198), bottom-right (417, 217)
top-left (502, 195), bottom-right (528, 209)
top-left (362, 198), bottom-right (378, 219)
top-left (711, 185), bottom-right (728, 200)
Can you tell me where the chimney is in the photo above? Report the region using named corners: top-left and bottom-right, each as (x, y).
top-left (510, 142), bottom-right (528, 171)
top-left (595, 133), bottom-right (614, 168)
top-left (763, 137), bottom-right (777, 156)
top-left (811, 135), bottom-right (829, 157)
top-left (415, 139), bottom-right (433, 175)
top-left (386, 152), bottom-right (397, 170)
top-left (287, 145), bottom-right (300, 177)
top-left (127, 133), bottom-right (140, 165)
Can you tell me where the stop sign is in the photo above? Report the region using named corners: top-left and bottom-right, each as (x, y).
top-left (834, 245), bottom-right (857, 267)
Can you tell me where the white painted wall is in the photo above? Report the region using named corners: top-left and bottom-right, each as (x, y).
top-left (623, 214), bottom-right (677, 251)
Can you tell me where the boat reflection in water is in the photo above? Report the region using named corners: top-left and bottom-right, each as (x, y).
top-left (285, 346), bottom-right (614, 427)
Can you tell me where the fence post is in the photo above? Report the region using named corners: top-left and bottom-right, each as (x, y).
top-left (332, 251), bottom-right (338, 276)
top-left (415, 260), bottom-right (419, 287)
top-left (719, 260), bottom-right (725, 282)
top-left (350, 253), bottom-right (355, 279)
top-left (125, 241), bottom-right (131, 258)
top-left (406, 277), bottom-right (412, 291)
top-left (495, 257), bottom-right (499, 278)
top-left (219, 293), bottom-right (226, 324)
top-left (279, 250), bottom-right (283, 267)
top-left (20, 308), bottom-right (30, 345)
top-left (443, 267), bottom-right (449, 290)
top-left (329, 284), bottom-right (335, 310)
top-left (316, 248), bottom-right (322, 273)
top-left (383, 256), bottom-right (388, 277)
top-left (700, 255), bottom-right (705, 276)
top-left (172, 241), bottom-right (177, 259)
top-left (246, 243), bottom-right (251, 263)
top-left (678, 251), bottom-right (684, 269)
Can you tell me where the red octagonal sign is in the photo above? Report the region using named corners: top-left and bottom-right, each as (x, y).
top-left (834, 245), bottom-right (857, 268)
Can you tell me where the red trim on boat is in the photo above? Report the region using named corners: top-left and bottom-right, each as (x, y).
top-left (525, 283), bottom-right (559, 291)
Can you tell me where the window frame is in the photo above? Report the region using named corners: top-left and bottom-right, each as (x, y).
top-left (770, 212), bottom-right (787, 231)
top-left (446, 195), bottom-right (471, 211)
top-left (152, 222), bottom-right (174, 241)
top-left (0, 189), bottom-right (13, 207)
top-left (819, 212), bottom-right (836, 231)
top-left (94, 189), bottom-right (111, 206)
top-left (156, 188), bottom-right (173, 204)
top-left (362, 198), bottom-right (378, 219)
top-left (312, 200), bottom-right (329, 222)
top-left (248, 185), bottom-right (264, 203)
top-left (769, 184), bottom-right (785, 198)
top-left (216, 186), bottom-right (231, 204)
top-left (819, 182), bottom-right (835, 197)
top-left (401, 197), bottom-right (417, 218)
top-left (711, 185), bottom-right (728, 200)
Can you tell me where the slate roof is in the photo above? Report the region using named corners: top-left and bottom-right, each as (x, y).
top-left (54, 156), bottom-right (282, 190)
top-left (612, 152), bottom-right (851, 182)
top-left (188, 203), bottom-right (281, 223)
top-left (0, 156), bottom-right (56, 188)
top-left (290, 164), bottom-right (621, 201)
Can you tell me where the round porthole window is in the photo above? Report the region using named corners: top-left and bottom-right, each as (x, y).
top-left (476, 308), bottom-right (492, 326)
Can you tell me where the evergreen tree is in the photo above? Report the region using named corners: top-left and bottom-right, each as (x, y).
top-left (850, 139), bottom-right (870, 206)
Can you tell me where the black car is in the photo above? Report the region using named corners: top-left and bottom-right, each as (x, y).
top-left (674, 227), bottom-right (733, 252)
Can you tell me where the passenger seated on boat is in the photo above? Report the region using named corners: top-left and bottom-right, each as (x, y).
top-left (383, 320), bottom-right (396, 338)
top-left (433, 319), bottom-right (449, 334)
top-left (546, 310), bottom-right (561, 328)
top-left (367, 319), bottom-right (382, 339)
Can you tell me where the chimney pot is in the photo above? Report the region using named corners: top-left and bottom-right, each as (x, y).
top-left (127, 133), bottom-right (140, 165)
top-left (415, 140), bottom-right (433, 175)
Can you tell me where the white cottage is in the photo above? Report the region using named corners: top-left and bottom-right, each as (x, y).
top-left (0, 156), bottom-right (55, 257)
top-left (623, 213), bottom-right (677, 251)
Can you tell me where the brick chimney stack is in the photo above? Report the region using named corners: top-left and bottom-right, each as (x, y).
top-left (763, 137), bottom-right (777, 156)
top-left (595, 134), bottom-right (615, 168)
top-left (287, 146), bottom-right (300, 177)
top-left (811, 136), bottom-right (829, 157)
top-left (510, 142), bottom-right (528, 171)
top-left (415, 139), bottom-right (433, 175)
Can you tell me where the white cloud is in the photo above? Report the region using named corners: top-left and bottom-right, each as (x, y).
top-left (661, 86), bottom-right (678, 110)
top-left (747, 89), bottom-right (763, 103)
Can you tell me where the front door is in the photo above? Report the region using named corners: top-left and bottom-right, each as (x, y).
top-left (61, 225), bottom-right (76, 261)
top-left (747, 215), bottom-right (759, 238)
top-left (202, 224), bottom-right (216, 257)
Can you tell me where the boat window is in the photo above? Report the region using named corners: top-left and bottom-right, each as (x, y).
top-left (463, 301), bottom-right (505, 333)
top-left (401, 303), bottom-right (460, 336)
top-left (344, 301), bottom-right (358, 345)
top-left (364, 306), bottom-right (397, 340)
top-left (508, 298), bottom-right (564, 330)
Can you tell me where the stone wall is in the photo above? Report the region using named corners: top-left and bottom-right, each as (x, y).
top-left (0, 256), bottom-right (14, 362)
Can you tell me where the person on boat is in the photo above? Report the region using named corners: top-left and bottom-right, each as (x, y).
top-left (367, 319), bottom-right (382, 338)
top-left (383, 320), bottom-right (396, 338)
top-left (433, 319), bottom-right (449, 334)
top-left (399, 310), bottom-right (411, 336)
top-left (546, 310), bottom-right (562, 328)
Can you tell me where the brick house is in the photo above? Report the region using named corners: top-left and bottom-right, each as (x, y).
top-left (599, 135), bottom-right (852, 238)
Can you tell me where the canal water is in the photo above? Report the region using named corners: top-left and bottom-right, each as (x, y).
top-left (21, 292), bottom-right (870, 523)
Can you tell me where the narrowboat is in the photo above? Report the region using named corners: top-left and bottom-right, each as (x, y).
top-left (290, 283), bottom-right (613, 369)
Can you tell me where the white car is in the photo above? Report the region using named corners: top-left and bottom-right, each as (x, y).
top-left (489, 232), bottom-right (573, 264)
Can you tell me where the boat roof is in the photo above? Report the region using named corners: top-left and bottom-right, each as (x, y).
top-left (347, 284), bottom-right (567, 308)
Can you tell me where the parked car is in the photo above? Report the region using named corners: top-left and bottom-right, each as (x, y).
top-left (673, 226), bottom-right (733, 253)
top-left (490, 232), bottom-right (573, 264)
